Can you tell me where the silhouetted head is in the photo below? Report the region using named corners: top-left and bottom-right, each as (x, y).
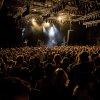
top-left (0, 76), bottom-right (31, 100)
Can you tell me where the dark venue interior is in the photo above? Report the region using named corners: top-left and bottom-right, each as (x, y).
top-left (0, 0), bottom-right (100, 47)
top-left (0, 0), bottom-right (100, 100)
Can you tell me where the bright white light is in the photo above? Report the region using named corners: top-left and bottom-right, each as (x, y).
top-left (22, 28), bottom-right (25, 32)
top-left (53, 24), bottom-right (58, 33)
top-left (22, 28), bottom-right (25, 36)
top-left (43, 26), bottom-right (47, 34)
top-left (49, 26), bottom-right (55, 37)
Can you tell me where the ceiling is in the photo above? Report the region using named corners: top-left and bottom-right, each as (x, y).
top-left (2, 0), bottom-right (100, 25)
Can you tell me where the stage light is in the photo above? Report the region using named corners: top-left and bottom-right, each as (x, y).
top-left (32, 18), bottom-right (36, 22)
top-left (42, 22), bottom-right (50, 28)
top-left (31, 18), bottom-right (42, 31)
top-left (43, 26), bottom-right (48, 34)
top-left (57, 16), bottom-right (62, 21)
top-left (52, 24), bottom-right (59, 33)
top-left (22, 28), bottom-right (25, 36)
top-left (49, 26), bottom-right (55, 37)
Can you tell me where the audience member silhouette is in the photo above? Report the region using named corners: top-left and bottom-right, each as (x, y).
top-left (0, 76), bottom-right (31, 100)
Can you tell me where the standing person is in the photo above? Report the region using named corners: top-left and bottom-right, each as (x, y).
top-left (51, 68), bottom-right (70, 100)
top-left (0, 76), bottom-right (31, 100)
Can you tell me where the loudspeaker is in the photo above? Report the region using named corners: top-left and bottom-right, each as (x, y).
top-left (66, 30), bottom-right (75, 45)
